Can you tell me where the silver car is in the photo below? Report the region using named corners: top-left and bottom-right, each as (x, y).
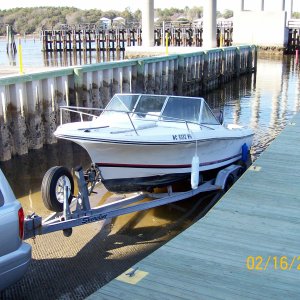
top-left (0, 168), bottom-right (31, 291)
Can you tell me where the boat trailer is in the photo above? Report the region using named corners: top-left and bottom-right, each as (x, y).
top-left (23, 164), bottom-right (243, 240)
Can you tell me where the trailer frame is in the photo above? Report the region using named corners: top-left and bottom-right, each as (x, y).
top-left (24, 164), bottom-right (242, 240)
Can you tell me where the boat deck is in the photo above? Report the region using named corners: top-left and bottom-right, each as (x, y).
top-left (88, 112), bottom-right (300, 299)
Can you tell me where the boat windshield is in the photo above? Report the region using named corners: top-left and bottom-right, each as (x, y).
top-left (100, 94), bottom-right (220, 125)
top-left (99, 94), bottom-right (140, 120)
top-left (106, 94), bottom-right (140, 112)
top-left (200, 101), bottom-right (220, 125)
top-left (133, 95), bottom-right (166, 116)
top-left (162, 96), bottom-right (202, 123)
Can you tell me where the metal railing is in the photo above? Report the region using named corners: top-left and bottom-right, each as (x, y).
top-left (58, 105), bottom-right (215, 136)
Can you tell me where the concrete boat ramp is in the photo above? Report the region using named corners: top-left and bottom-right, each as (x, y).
top-left (89, 113), bottom-right (300, 299)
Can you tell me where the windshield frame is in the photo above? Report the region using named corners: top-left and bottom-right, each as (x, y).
top-left (102, 94), bottom-right (220, 125)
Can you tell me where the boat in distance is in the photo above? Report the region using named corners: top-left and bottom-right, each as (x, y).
top-left (54, 94), bottom-right (254, 193)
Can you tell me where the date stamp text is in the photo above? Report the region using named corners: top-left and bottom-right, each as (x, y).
top-left (246, 256), bottom-right (300, 271)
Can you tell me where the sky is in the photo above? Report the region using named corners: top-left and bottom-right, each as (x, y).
top-left (0, 0), bottom-right (299, 12)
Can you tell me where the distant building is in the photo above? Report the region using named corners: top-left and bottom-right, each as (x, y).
top-left (100, 17), bottom-right (111, 29)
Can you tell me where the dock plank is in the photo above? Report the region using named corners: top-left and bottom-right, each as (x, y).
top-left (88, 114), bottom-right (300, 300)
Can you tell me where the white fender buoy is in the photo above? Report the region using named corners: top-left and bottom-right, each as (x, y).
top-left (191, 154), bottom-right (200, 190)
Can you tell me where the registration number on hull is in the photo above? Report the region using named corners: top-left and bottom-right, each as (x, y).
top-left (172, 134), bottom-right (192, 141)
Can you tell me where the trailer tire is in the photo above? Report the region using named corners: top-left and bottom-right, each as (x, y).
top-left (41, 166), bottom-right (74, 212)
top-left (224, 174), bottom-right (235, 192)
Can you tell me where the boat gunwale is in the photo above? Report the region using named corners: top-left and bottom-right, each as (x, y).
top-left (54, 132), bottom-right (254, 146)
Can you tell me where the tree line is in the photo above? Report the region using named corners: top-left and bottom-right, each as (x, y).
top-left (0, 6), bottom-right (232, 35)
top-left (0, 7), bottom-right (140, 35)
top-left (0, 6), bottom-right (299, 35)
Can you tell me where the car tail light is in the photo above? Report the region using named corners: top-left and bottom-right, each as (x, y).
top-left (18, 207), bottom-right (25, 239)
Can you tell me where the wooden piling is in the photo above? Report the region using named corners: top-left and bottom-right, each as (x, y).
top-left (6, 25), bottom-right (17, 55)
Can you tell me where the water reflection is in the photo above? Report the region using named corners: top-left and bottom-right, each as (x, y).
top-left (7, 52), bottom-right (17, 66)
top-left (205, 55), bottom-right (300, 158)
top-left (43, 50), bottom-right (125, 67)
top-left (0, 39), bottom-right (125, 68)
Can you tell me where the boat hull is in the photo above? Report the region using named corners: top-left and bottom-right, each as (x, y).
top-left (73, 136), bottom-right (252, 193)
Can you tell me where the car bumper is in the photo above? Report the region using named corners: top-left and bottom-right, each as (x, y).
top-left (0, 242), bottom-right (32, 291)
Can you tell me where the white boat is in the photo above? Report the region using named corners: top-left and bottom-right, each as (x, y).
top-left (54, 94), bottom-right (253, 193)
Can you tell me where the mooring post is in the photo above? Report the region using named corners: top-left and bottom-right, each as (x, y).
top-left (62, 31), bottom-right (66, 52)
top-left (74, 67), bottom-right (84, 107)
top-left (72, 30), bottom-right (76, 52)
top-left (253, 46), bottom-right (258, 72)
top-left (162, 21), bottom-right (166, 46)
top-left (6, 25), bottom-right (17, 55)
top-left (83, 30), bottom-right (86, 52)
top-left (52, 30), bottom-right (57, 52)
top-left (176, 55), bottom-right (184, 95)
top-left (58, 31), bottom-right (62, 51)
top-left (235, 47), bottom-right (241, 77)
top-left (88, 31), bottom-right (92, 51)
top-left (137, 60), bottom-right (145, 93)
top-left (96, 31), bottom-right (99, 52)
top-left (202, 52), bottom-right (209, 92)
top-left (247, 47), bottom-right (253, 73)
top-left (42, 30), bottom-right (46, 52)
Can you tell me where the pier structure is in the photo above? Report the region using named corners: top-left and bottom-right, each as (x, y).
top-left (41, 0), bottom-right (219, 52)
top-left (0, 46), bottom-right (256, 161)
top-left (41, 26), bottom-right (126, 53)
top-left (41, 21), bottom-right (234, 54)
top-left (40, 19), bottom-right (299, 55)
top-left (89, 111), bottom-right (300, 300)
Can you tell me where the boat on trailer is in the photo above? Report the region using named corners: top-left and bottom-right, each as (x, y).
top-left (54, 94), bottom-right (253, 193)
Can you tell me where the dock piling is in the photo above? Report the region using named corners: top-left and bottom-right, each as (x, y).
top-left (6, 25), bottom-right (17, 55)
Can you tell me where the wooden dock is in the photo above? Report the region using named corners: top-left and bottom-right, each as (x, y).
top-left (88, 113), bottom-right (300, 299)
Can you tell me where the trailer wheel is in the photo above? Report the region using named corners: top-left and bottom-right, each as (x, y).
top-left (41, 166), bottom-right (74, 212)
top-left (237, 161), bottom-right (247, 175)
top-left (224, 174), bottom-right (235, 192)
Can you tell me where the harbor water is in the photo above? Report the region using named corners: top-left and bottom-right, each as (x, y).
top-left (0, 38), bottom-right (124, 70)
